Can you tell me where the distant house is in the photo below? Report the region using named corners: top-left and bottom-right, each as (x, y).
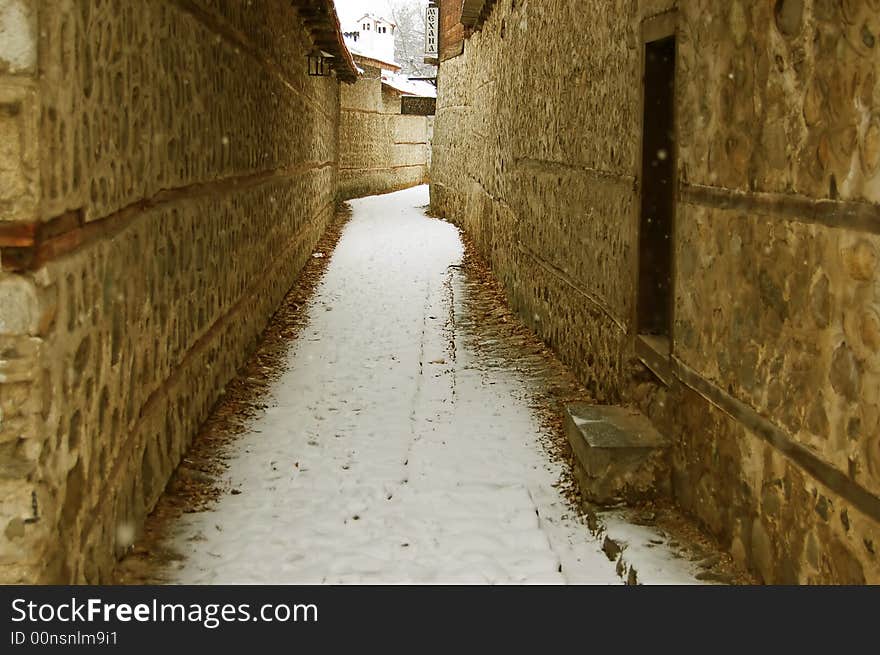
top-left (343, 13), bottom-right (397, 65)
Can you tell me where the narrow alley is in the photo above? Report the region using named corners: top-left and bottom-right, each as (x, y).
top-left (123, 187), bottom-right (714, 585)
top-left (3, 0), bottom-right (878, 591)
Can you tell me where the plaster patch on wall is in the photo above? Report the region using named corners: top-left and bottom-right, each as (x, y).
top-left (0, 0), bottom-right (36, 73)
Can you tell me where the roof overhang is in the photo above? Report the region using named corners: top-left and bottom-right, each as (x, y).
top-left (381, 82), bottom-right (405, 96)
top-left (351, 52), bottom-right (401, 73)
top-left (460, 0), bottom-right (498, 28)
top-left (292, 0), bottom-right (358, 83)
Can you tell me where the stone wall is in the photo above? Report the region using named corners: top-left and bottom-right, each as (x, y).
top-left (338, 64), bottom-right (431, 200)
top-left (431, 0), bottom-right (880, 583)
top-left (0, 0), bottom-right (342, 583)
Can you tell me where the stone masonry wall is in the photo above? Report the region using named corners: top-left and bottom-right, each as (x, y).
top-left (0, 0), bottom-right (341, 583)
top-left (431, 0), bottom-right (880, 583)
top-left (338, 64), bottom-right (430, 200)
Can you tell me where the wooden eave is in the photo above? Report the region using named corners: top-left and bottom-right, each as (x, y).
top-left (460, 0), bottom-right (498, 29)
top-left (291, 0), bottom-right (358, 83)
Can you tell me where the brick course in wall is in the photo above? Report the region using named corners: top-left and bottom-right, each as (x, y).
top-left (431, 0), bottom-right (880, 583)
top-left (0, 0), bottom-right (345, 583)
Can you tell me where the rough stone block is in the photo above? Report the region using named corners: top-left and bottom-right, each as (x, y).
top-left (0, 275), bottom-right (38, 335)
top-left (0, 0), bottom-right (37, 74)
top-left (564, 403), bottom-right (670, 505)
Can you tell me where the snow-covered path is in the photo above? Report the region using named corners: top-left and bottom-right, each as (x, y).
top-left (162, 186), bottom-right (699, 584)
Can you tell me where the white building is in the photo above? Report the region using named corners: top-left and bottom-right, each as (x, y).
top-left (342, 13), bottom-right (397, 65)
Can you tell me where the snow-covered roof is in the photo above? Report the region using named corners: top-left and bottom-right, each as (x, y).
top-left (346, 43), bottom-right (402, 72)
top-left (346, 41), bottom-right (401, 72)
top-left (381, 72), bottom-right (437, 99)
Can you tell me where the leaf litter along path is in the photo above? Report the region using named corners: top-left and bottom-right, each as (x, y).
top-left (118, 185), bottom-right (736, 585)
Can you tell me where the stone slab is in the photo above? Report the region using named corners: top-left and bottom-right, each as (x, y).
top-left (565, 403), bottom-right (670, 505)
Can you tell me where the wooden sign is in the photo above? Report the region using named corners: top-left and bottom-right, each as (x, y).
top-left (425, 7), bottom-right (439, 57)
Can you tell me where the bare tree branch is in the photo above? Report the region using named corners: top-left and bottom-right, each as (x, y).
top-left (389, 0), bottom-right (437, 77)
